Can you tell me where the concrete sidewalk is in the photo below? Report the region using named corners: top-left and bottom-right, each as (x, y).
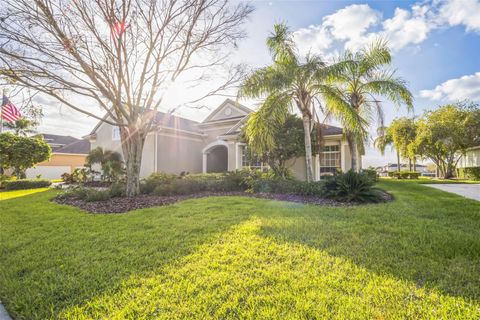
top-left (425, 184), bottom-right (480, 201)
top-left (0, 303), bottom-right (12, 320)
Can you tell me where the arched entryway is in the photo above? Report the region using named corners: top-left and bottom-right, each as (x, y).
top-left (202, 140), bottom-right (229, 173)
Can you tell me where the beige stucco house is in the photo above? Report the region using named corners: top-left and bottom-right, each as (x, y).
top-left (85, 99), bottom-right (358, 180)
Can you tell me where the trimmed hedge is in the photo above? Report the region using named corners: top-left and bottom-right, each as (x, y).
top-left (3, 179), bottom-right (52, 190)
top-left (457, 167), bottom-right (480, 180)
top-left (388, 171), bottom-right (421, 179)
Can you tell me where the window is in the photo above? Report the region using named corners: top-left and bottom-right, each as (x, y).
top-left (320, 144), bottom-right (340, 176)
top-left (241, 145), bottom-right (262, 168)
top-left (112, 126), bottom-right (121, 141)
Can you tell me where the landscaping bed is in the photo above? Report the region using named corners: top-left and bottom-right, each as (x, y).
top-left (54, 190), bottom-right (393, 214)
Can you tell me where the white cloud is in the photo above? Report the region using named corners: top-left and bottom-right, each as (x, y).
top-left (382, 5), bottom-right (433, 50)
top-left (293, 3), bottom-right (435, 56)
top-left (293, 0), bottom-right (480, 57)
top-left (419, 72), bottom-right (480, 101)
top-left (438, 0), bottom-right (480, 32)
top-left (323, 4), bottom-right (381, 41)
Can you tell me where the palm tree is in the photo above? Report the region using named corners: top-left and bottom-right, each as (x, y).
top-left (239, 24), bottom-right (363, 181)
top-left (86, 147), bottom-right (124, 182)
top-left (3, 118), bottom-right (37, 136)
top-left (326, 40), bottom-right (413, 171)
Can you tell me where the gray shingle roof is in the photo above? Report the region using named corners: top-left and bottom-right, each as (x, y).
top-left (41, 134), bottom-right (79, 151)
top-left (55, 139), bottom-right (91, 155)
top-left (319, 124), bottom-right (343, 136)
top-left (154, 111), bottom-right (201, 133)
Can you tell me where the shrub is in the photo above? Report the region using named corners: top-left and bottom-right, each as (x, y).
top-left (153, 179), bottom-right (207, 196)
top-left (388, 171), bottom-right (421, 179)
top-left (85, 189), bottom-right (112, 202)
top-left (294, 181), bottom-right (325, 196)
top-left (324, 170), bottom-right (382, 203)
top-left (140, 172), bottom-right (177, 194)
top-left (362, 168), bottom-right (378, 182)
top-left (61, 168), bottom-right (89, 184)
top-left (0, 174), bottom-right (15, 189)
top-left (457, 167), bottom-right (480, 180)
top-left (109, 183), bottom-right (126, 197)
top-left (4, 179), bottom-right (52, 190)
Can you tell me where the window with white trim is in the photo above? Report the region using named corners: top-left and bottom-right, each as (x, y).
top-left (112, 126), bottom-right (121, 141)
top-left (241, 145), bottom-right (262, 168)
top-left (320, 144), bottom-right (341, 175)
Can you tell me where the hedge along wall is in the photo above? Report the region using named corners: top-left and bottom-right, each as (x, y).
top-left (456, 167), bottom-right (480, 181)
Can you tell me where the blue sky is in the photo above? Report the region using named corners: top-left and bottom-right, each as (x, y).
top-left (37, 0), bottom-right (480, 166)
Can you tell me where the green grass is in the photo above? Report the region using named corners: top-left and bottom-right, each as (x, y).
top-left (380, 177), bottom-right (479, 184)
top-left (0, 182), bottom-right (479, 319)
top-left (0, 188), bottom-right (49, 200)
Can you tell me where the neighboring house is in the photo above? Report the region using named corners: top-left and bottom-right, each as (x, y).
top-left (26, 134), bottom-right (90, 179)
top-left (458, 145), bottom-right (480, 169)
top-left (376, 163), bottom-right (429, 176)
top-left (84, 99), bottom-right (357, 181)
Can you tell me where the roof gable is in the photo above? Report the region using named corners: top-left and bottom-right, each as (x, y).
top-left (202, 99), bottom-right (252, 123)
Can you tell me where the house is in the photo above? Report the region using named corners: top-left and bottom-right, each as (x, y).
top-left (84, 99), bottom-right (357, 180)
top-left (458, 145), bottom-right (480, 169)
top-left (26, 134), bottom-right (90, 179)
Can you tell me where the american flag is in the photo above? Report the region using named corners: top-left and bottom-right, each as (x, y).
top-left (1, 95), bottom-right (21, 123)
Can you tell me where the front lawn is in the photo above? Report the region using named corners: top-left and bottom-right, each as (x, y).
top-left (1, 181), bottom-right (479, 319)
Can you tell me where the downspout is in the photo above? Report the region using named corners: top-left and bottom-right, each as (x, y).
top-left (154, 131), bottom-right (158, 173)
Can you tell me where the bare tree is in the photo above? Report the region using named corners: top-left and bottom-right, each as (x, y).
top-left (0, 0), bottom-right (252, 195)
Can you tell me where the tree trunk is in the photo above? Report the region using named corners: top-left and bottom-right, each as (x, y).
top-left (408, 158), bottom-right (412, 171)
top-left (350, 141), bottom-right (359, 172)
top-left (396, 150), bottom-right (401, 172)
top-left (122, 128), bottom-right (146, 197)
top-left (413, 156), bottom-right (417, 172)
top-left (302, 115), bottom-right (314, 182)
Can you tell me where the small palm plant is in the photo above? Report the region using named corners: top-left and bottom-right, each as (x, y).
top-left (86, 147), bottom-right (124, 183)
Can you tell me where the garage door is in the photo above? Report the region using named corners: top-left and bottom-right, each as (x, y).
top-left (26, 166), bottom-right (71, 180)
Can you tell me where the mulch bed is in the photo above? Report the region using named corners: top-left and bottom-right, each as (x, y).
top-left (53, 190), bottom-right (393, 214)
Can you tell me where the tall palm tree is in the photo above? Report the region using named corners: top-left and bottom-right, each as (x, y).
top-left (239, 24), bottom-right (363, 181)
top-left (326, 40), bottom-right (413, 171)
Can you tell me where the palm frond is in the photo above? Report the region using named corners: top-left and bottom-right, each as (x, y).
top-left (267, 23), bottom-right (298, 64)
top-left (239, 65), bottom-right (292, 99)
top-left (362, 71), bottom-right (413, 110)
top-left (244, 93), bottom-right (291, 154)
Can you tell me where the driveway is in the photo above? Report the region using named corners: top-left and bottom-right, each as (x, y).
top-left (425, 184), bottom-right (480, 201)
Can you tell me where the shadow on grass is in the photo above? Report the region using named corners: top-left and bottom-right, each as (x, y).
top-left (258, 181), bottom-right (480, 302)
top-left (0, 191), bottom-right (252, 319)
top-left (60, 218), bottom-right (480, 319)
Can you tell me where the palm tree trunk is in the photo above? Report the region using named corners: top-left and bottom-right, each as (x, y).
top-left (302, 115), bottom-right (314, 182)
top-left (350, 141), bottom-right (358, 172)
top-left (397, 150), bottom-right (401, 172)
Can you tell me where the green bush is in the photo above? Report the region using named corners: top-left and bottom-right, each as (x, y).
top-left (3, 178), bottom-right (52, 190)
top-left (388, 171), bottom-right (421, 179)
top-left (109, 183), bottom-right (126, 197)
top-left (362, 168), bottom-right (378, 182)
top-left (85, 189), bottom-right (112, 202)
top-left (324, 170), bottom-right (382, 203)
top-left (153, 179), bottom-right (207, 196)
top-left (0, 174), bottom-right (15, 189)
top-left (457, 167), bottom-right (480, 180)
top-left (140, 172), bottom-right (178, 194)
